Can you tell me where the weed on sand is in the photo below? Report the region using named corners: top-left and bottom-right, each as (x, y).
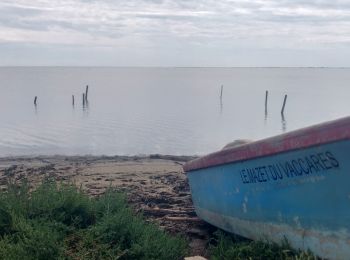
top-left (0, 179), bottom-right (187, 260)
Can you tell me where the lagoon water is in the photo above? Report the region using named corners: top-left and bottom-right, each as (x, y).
top-left (0, 67), bottom-right (349, 157)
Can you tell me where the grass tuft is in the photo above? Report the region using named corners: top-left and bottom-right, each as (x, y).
top-left (0, 178), bottom-right (188, 260)
top-left (209, 230), bottom-right (317, 260)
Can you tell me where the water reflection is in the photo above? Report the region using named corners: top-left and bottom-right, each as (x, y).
top-left (281, 114), bottom-right (287, 132)
top-left (83, 100), bottom-right (88, 109)
top-left (82, 98), bottom-right (89, 117)
top-left (219, 99), bottom-right (223, 114)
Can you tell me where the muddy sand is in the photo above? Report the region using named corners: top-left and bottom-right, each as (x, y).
top-left (0, 155), bottom-right (216, 257)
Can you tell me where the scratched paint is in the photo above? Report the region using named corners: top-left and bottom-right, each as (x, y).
top-left (186, 139), bottom-right (350, 259)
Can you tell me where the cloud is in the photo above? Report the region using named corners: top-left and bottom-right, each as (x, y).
top-left (0, 0), bottom-right (350, 65)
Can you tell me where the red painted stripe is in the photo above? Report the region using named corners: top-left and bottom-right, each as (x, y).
top-left (183, 116), bottom-right (350, 172)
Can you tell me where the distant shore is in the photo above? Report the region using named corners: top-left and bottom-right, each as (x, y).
top-left (0, 154), bottom-right (214, 257)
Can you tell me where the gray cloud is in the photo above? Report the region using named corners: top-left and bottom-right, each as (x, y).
top-left (0, 0), bottom-right (350, 65)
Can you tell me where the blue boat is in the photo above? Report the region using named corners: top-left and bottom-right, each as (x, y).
top-left (184, 117), bottom-right (350, 259)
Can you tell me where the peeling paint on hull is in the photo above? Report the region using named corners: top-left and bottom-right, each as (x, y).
top-left (185, 117), bottom-right (350, 259)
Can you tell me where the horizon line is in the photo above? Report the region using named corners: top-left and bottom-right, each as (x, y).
top-left (0, 66), bottom-right (349, 69)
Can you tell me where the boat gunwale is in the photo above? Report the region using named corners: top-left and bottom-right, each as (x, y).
top-left (183, 116), bottom-right (350, 172)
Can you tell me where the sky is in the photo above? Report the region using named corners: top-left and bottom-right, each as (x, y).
top-left (0, 0), bottom-right (350, 67)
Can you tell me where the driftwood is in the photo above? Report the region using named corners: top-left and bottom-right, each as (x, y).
top-left (164, 216), bottom-right (202, 222)
top-left (143, 207), bottom-right (196, 217)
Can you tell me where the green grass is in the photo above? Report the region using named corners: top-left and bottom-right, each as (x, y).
top-left (0, 178), bottom-right (187, 260)
top-left (209, 230), bottom-right (317, 260)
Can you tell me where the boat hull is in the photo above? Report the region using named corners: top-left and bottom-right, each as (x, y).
top-left (187, 140), bottom-right (350, 259)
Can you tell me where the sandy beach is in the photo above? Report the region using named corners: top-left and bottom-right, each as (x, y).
top-left (0, 155), bottom-right (215, 257)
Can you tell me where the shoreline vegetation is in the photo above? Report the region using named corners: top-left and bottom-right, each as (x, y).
top-left (0, 155), bottom-right (316, 259)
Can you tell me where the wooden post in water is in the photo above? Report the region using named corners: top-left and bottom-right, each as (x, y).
top-left (82, 93), bottom-right (85, 106)
top-left (85, 85), bottom-right (89, 101)
top-left (220, 85), bottom-right (223, 100)
top-left (265, 90), bottom-right (268, 112)
top-left (281, 94), bottom-right (287, 114)
top-left (72, 95), bottom-right (75, 106)
top-left (34, 96), bottom-right (37, 106)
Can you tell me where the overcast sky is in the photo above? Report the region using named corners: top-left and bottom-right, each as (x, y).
top-left (0, 0), bottom-right (350, 66)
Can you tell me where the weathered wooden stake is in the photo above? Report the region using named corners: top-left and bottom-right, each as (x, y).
top-left (281, 94), bottom-right (287, 114)
top-left (34, 96), bottom-right (37, 105)
top-left (82, 93), bottom-right (85, 106)
top-left (72, 95), bottom-right (75, 106)
top-left (265, 90), bottom-right (268, 112)
top-left (85, 85), bottom-right (89, 101)
top-left (220, 85), bottom-right (223, 99)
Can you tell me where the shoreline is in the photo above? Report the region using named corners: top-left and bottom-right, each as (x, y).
top-left (0, 154), bottom-right (213, 257)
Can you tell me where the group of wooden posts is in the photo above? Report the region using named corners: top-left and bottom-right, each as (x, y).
top-left (34, 85), bottom-right (89, 106)
top-left (34, 84), bottom-right (287, 115)
top-left (265, 90), bottom-right (288, 115)
top-left (80, 85), bottom-right (89, 106)
top-left (220, 85), bottom-right (288, 115)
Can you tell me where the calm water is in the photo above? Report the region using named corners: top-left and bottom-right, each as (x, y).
top-left (0, 67), bottom-right (349, 157)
